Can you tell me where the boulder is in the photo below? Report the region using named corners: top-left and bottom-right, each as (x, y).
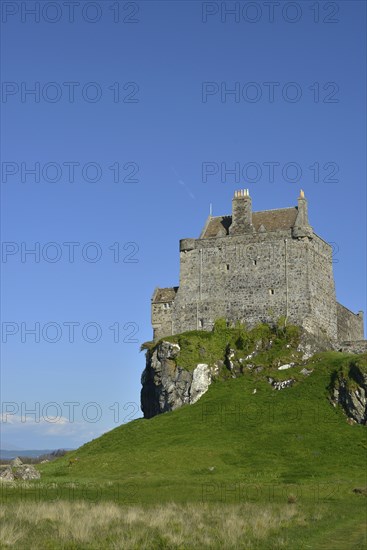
top-left (268, 377), bottom-right (295, 390)
top-left (300, 368), bottom-right (313, 376)
top-left (0, 466), bottom-right (14, 482)
top-left (190, 364), bottom-right (211, 404)
top-left (12, 464), bottom-right (41, 480)
top-left (278, 364), bottom-right (294, 371)
top-left (10, 457), bottom-right (23, 467)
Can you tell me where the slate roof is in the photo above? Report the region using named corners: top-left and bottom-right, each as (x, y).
top-left (152, 287), bottom-right (179, 303)
top-left (200, 208), bottom-right (298, 238)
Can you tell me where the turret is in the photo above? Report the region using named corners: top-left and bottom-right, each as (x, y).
top-left (229, 189), bottom-right (253, 235)
top-left (292, 190), bottom-right (313, 239)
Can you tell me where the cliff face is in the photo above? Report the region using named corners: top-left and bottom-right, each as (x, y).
top-left (141, 342), bottom-right (213, 419)
top-left (330, 361), bottom-right (367, 424)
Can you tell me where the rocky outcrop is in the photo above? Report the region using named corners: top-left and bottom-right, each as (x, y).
top-left (190, 363), bottom-right (212, 404)
top-left (141, 342), bottom-right (213, 418)
top-left (10, 457), bottom-right (23, 467)
top-left (0, 466), bottom-right (15, 482)
top-left (267, 377), bottom-right (295, 390)
top-left (13, 464), bottom-right (41, 480)
top-left (140, 329), bottom-right (366, 421)
top-left (297, 329), bottom-right (335, 361)
top-left (0, 463), bottom-right (40, 482)
top-left (331, 362), bottom-right (367, 424)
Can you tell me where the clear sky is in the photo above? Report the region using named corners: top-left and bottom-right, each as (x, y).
top-left (1, 0), bottom-right (366, 449)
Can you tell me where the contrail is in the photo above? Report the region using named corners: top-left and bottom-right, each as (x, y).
top-left (171, 166), bottom-right (195, 200)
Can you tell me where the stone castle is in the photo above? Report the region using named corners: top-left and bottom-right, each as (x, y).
top-left (151, 190), bottom-right (364, 344)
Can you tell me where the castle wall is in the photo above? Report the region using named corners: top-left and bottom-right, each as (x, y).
top-left (306, 235), bottom-right (338, 340)
top-left (172, 229), bottom-right (315, 336)
top-left (337, 303), bottom-right (364, 341)
top-left (337, 340), bottom-right (367, 354)
top-left (151, 302), bottom-right (173, 340)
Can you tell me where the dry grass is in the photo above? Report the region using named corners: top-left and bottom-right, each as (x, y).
top-left (0, 500), bottom-right (308, 549)
top-left (0, 523), bottom-right (25, 547)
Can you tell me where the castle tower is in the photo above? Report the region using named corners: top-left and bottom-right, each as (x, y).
top-left (151, 191), bottom-right (364, 343)
top-left (229, 189), bottom-right (253, 235)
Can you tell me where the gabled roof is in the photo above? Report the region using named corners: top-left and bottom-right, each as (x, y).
top-left (152, 287), bottom-right (178, 303)
top-left (201, 216), bottom-right (232, 238)
top-left (200, 208), bottom-right (298, 238)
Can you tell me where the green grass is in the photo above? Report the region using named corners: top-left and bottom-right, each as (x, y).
top-left (32, 351), bottom-right (366, 494)
top-left (147, 319), bottom-right (302, 372)
top-left (3, 500), bottom-right (361, 550)
top-left (1, 340), bottom-right (366, 549)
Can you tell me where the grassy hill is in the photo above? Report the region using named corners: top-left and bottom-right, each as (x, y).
top-left (38, 351), bottom-right (366, 495)
top-left (1, 328), bottom-right (366, 549)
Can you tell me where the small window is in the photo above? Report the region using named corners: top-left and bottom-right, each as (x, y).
top-left (269, 289), bottom-right (275, 295)
top-left (253, 260), bottom-right (257, 266)
top-left (226, 264), bottom-right (230, 271)
top-left (163, 303), bottom-right (171, 309)
top-left (199, 319), bottom-right (204, 328)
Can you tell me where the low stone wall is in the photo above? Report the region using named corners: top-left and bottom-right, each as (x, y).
top-left (338, 340), bottom-right (367, 355)
top-left (337, 303), bottom-right (364, 341)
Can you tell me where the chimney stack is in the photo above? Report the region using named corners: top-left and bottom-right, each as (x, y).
top-left (229, 189), bottom-right (253, 235)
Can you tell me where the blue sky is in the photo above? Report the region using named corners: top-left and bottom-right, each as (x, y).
top-left (1, 0), bottom-right (366, 449)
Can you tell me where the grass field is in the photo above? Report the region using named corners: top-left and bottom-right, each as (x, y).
top-left (3, 499), bottom-right (366, 549)
top-left (1, 331), bottom-right (366, 549)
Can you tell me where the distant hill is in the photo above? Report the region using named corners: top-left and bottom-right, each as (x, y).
top-left (0, 449), bottom-right (72, 460)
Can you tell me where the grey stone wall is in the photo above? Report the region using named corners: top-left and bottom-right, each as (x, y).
top-left (306, 236), bottom-right (338, 340)
top-left (169, 229), bottom-right (339, 341)
top-left (337, 303), bottom-right (364, 341)
top-left (337, 340), bottom-right (367, 354)
top-left (151, 302), bottom-right (173, 341)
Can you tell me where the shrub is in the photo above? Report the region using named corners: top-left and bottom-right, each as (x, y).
top-left (213, 318), bottom-right (227, 332)
top-left (253, 323), bottom-right (272, 345)
top-left (285, 325), bottom-right (301, 346)
top-left (276, 316), bottom-right (287, 336)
